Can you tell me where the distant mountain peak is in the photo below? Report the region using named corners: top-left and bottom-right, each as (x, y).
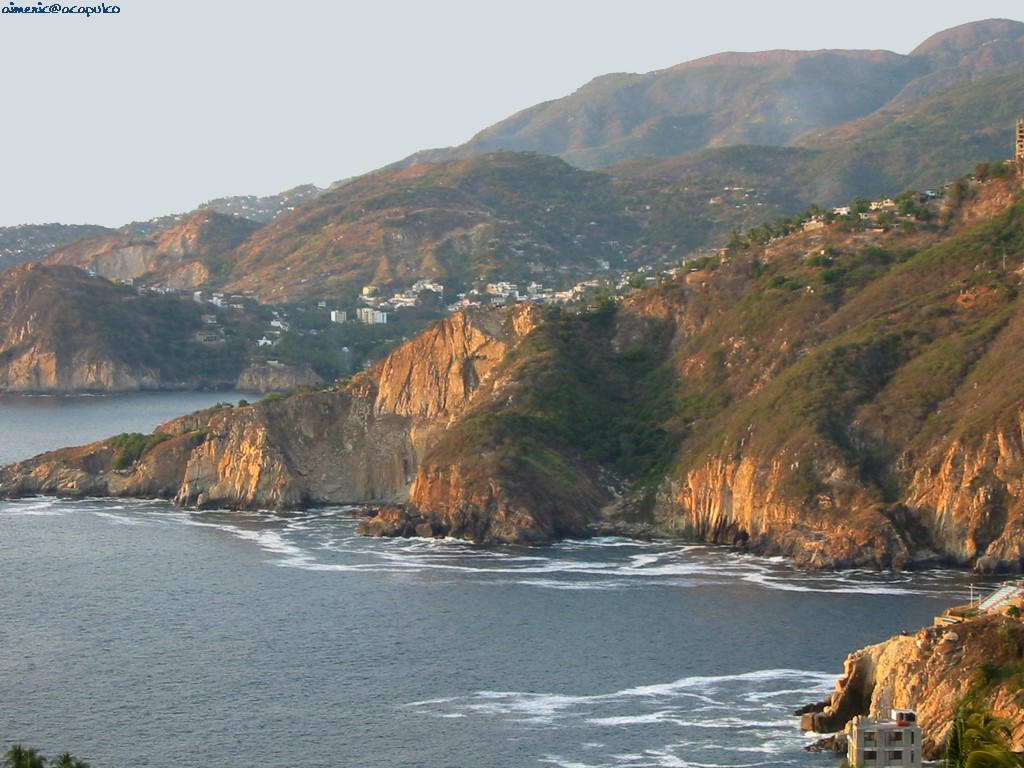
top-left (909, 18), bottom-right (1024, 65)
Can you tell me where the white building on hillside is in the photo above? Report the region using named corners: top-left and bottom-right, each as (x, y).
top-left (847, 709), bottom-right (922, 768)
top-left (356, 307), bottom-right (387, 325)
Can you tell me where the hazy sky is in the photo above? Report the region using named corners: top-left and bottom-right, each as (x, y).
top-left (2, 1), bottom-right (1023, 227)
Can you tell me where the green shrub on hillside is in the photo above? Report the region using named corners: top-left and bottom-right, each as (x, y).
top-left (108, 432), bottom-right (172, 470)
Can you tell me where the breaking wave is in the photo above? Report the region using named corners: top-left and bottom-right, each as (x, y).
top-left (0, 498), bottom-right (972, 601)
top-left (407, 669), bottom-right (839, 768)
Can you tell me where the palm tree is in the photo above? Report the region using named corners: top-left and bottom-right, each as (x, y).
top-left (943, 704), bottom-right (1020, 768)
top-left (52, 753), bottom-right (89, 768)
top-left (3, 746), bottom-right (89, 768)
top-left (3, 745), bottom-right (45, 768)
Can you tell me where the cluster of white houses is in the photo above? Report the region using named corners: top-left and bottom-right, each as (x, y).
top-left (167, 179), bottom-right (961, 351)
top-left (355, 265), bottom-right (691, 317)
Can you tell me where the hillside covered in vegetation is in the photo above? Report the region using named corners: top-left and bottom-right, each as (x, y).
top-left (6, 172), bottom-right (1024, 573)
top-left (431, 19), bottom-right (1024, 206)
top-left (0, 263), bottom-right (248, 392)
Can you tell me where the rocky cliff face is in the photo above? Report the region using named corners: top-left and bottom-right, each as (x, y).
top-left (0, 262), bottom-right (242, 393)
top-left (651, 450), bottom-right (912, 569)
top-left (46, 211), bottom-right (259, 288)
top-left (0, 263), bottom-right (162, 392)
top-left (7, 178), bottom-right (1024, 561)
top-left (625, 176), bottom-right (1024, 570)
top-left (0, 349), bottom-right (161, 393)
top-left (800, 614), bottom-right (1024, 760)
top-left (235, 362), bottom-right (322, 393)
top-left (0, 306), bottom-right (556, 535)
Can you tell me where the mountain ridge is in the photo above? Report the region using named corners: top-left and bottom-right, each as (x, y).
top-left (13, 19), bottom-right (1024, 315)
top-left (6, 170), bottom-right (1024, 573)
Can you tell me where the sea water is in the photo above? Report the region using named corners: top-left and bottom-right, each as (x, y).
top-left (0, 392), bottom-right (244, 466)
top-left (0, 398), bottom-right (987, 767)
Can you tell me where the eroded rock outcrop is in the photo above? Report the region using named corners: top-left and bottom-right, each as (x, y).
top-left (46, 210), bottom-right (259, 288)
top-left (8, 179), bottom-right (1024, 560)
top-left (235, 362), bottom-right (323, 393)
top-left (799, 615), bottom-right (1024, 760)
top-left (905, 414), bottom-right (1024, 571)
top-left (651, 444), bottom-right (914, 569)
top-left (0, 306), bottom-right (561, 539)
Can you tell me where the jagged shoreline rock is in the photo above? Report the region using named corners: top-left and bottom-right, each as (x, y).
top-left (797, 614), bottom-right (1024, 759)
top-left (0, 305), bottom-right (604, 544)
top-left (353, 503), bottom-right (658, 545)
top-left (7, 178), bottom-right (1024, 563)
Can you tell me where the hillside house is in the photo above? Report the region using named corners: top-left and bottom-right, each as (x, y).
top-left (411, 279), bottom-right (444, 294)
top-left (194, 331), bottom-right (224, 345)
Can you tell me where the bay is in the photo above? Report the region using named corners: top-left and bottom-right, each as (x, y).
top-left (0, 398), bottom-right (989, 767)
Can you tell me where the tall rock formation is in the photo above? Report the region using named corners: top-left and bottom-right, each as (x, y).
top-left (800, 613), bottom-right (1024, 760)
top-left (8, 174), bottom-right (1024, 563)
top-left (0, 306), bottom-right (576, 539)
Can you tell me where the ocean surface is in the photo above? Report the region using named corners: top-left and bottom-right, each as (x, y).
top-left (0, 397), bottom-right (988, 767)
top-left (0, 392), bottom-right (246, 466)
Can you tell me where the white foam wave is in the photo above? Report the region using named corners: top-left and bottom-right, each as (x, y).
top-left (739, 569), bottom-right (950, 596)
top-left (620, 668), bottom-right (835, 696)
top-left (450, 667), bottom-right (836, 768)
top-left (0, 498), bottom-right (67, 516)
top-left (586, 711), bottom-right (683, 726)
top-left (90, 510), bottom-right (150, 526)
top-left (408, 667), bottom-right (835, 722)
top-left (179, 515), bottom-right (315, 566)
top-left (15, 499), bottom-right (967, 609)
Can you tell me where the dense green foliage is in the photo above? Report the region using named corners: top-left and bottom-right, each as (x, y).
top-left (942, 705), bottom-right (1020, 768)
top-left (516, 306), bottom-right (682, 481)
top-left (108, 432), bottom-right (172, 470)
top-left (3, 745), bottom-right (88, 768)
top-left (434, 301), bottom-right (685, 487)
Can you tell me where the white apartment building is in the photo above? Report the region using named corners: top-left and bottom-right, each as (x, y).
top-left (847, 710), bottom-right (922, 768)
top-left (356, 307), bottom-right (388, 325)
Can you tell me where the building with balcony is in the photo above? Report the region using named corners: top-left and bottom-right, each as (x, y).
top-left (847, 709), bottom-right (922, 768)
